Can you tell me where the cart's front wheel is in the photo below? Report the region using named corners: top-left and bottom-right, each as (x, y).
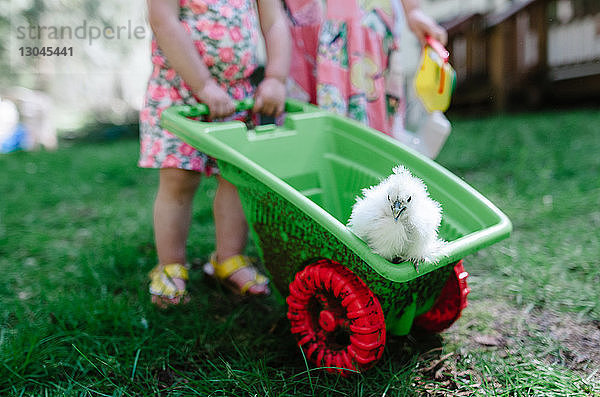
top-left (414, 260), bottom-right (470, 332)
top-left (286, 259), bottom-right (386, 375)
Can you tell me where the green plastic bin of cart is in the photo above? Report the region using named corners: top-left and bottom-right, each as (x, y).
top-left (161, 99), bottom-right (512, 375)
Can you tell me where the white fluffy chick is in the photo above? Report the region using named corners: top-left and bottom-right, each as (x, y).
top-left (347, 165), bottom-right (445, 270)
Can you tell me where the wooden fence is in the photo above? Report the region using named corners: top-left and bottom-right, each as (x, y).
top-left (443, 0), bottom-right (600, 110)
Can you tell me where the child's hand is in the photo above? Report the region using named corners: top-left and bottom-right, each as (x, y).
top-left (253, 77), bottom-right (286, 117)
top-left (195, 79), bottom-right (236, 119)
top-left (406, 9), bottom-right (447, 46)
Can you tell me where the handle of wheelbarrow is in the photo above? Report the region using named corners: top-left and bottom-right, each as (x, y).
top-left (181, 98), bottom-right (255, 118)
top-left (177, 98), bottom-right (312, 119)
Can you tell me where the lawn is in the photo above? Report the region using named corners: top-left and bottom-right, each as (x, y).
top-left (1, 108), bottom-right (599, 396)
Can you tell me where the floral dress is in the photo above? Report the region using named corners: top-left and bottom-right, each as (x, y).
top-left (285, 0), bottom-right (400, 135)
top-left (139, 0), bottom-right (260, 173)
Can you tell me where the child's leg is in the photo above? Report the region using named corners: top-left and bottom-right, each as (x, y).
top-left (213, 176), bottom-right (269, 295)
top-left (152, 168), bottom-right (201, 305)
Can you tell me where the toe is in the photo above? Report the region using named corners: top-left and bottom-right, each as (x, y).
top-left (228, 266), bottom-right (270, 296)
top-left (151, 293), bottom-right (188, 308)
top-left (247, 282), bottom-right (270, 296)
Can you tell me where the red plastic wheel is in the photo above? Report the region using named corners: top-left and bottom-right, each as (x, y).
top-left (414, 260), bottom-right (470, 333)
top-left (286, 259), bottom-right (386, 375)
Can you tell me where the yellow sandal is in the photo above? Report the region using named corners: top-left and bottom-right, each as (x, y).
top-left (203, 253), bottom-right (270, 296)
top-left (149, 263), bottom-right (190, 305)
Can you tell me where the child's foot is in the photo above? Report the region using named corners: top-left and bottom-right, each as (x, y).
top-left (204, 253), bottom-right (270, 296)
top-left (149, 263), bottom-right (191, 308)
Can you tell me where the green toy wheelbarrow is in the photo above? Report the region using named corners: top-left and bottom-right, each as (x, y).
top-left (161, 99), bottom-right (512, 375)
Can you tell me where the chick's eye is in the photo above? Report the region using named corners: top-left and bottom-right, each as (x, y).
top-left (407, 196), bottom-right (412, 203)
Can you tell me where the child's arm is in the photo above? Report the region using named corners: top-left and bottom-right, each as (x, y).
top-left (400, 0), bottom-right (447, 45)
top-left (147, 0), bottom-right (235, 118)
top-left (254, 0), bottom-right (291, 117)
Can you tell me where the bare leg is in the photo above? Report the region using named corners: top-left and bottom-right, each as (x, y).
top-left (152, 168), bottom-right (201, 306)
top-left (214, 176), bottom-right (269, 295)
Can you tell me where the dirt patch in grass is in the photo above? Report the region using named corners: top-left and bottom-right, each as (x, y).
top-left (409, 301), bottom-right (600, 395)
top-left (534, 311), bottom-right (600, 374)
top-left (462, 301), bottom-right (600, 376)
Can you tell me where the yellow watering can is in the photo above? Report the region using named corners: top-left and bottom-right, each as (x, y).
top-left (414, 36), bottom-right (456, 113)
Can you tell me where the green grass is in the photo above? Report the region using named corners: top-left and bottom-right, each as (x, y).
top-left (1, 108), bottom-right (599, 396)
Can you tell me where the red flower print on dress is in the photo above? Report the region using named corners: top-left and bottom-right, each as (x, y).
top-left (181, 21), bottom-right (192, 34)
top-left (196, 19), bottom-right (211, 33)
top-left (189, 0), bottom-right (207, 14)
top-left (190, 157), bottom-right (206, 170)
top-left (163, 154), bottom-right (181, 168)
top-left (208, 22), bottom-right (227, 40)
top-left (204, 54), bottom-right (215, 67)
top-left (223, 64), bottom-right (239, 80)
top-left (149, 84), bottom-right (168, 101)
top-left (139, 154), bottom-right (155, 168)
top-left (179, 143), bottom-right (196, 156)
top-left (150, 141), bottom-right (162, 156)
top-left (165, 69), bottom-right (177, 81)
top-left (241, 51), bottom-right (252, 67)
top-left (242, 14), bottom-right (253, 29)
top-left (194, 40), bottom-right (207, 55)
top-left (229, 0), bottom-right (244, 9)
top-left (151, 55), bottom-right (165, 67)
top-left (140, 108), bottom-right (151, 123)
top-left (229, 26), bottom-right (243, 43)
top-left (218, 47), bottom-right (234, 63)
top-left (220, 5), bottom-right (233, 18)
top-left (170, 87), bottom-right (182, 101)
top-left (232, 85), bottom-right (244, 99)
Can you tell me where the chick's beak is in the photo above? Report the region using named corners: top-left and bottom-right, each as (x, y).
top-left (392, 200), bottom-right (406, 221)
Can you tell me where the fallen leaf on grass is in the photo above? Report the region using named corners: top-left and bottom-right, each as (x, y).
top-left (473, 334), bottom-right (505, 347)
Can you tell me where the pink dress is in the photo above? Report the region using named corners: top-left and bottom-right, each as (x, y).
top-left (139, 0), bottom-right (260, 173)
top-left (285, 0), bottom-right (400, 135)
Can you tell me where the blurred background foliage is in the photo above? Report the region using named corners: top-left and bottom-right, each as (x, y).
top-left (1, 0), bottom-right (150, 137)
